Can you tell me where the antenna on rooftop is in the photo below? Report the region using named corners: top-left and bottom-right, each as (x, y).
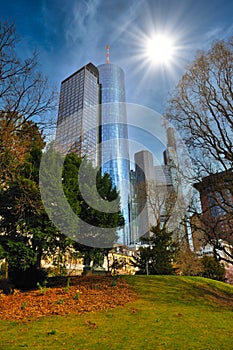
top-left (106, 44), bottom-right (110, 64)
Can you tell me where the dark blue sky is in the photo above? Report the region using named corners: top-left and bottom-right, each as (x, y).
top-left (1, 0), bottom-right (233, 114)
top-left (1, 0), bottom-right (233, 163)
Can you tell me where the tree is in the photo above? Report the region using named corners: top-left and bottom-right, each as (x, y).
top-left (0, 123), bottom-right (70, 289)
top-left (166, 37), bottom-right (233, 263)
top-left (0, 21), bottom-right (57, 130)
top-left (0, 21), bottom-right (57, 184)
top-left (40, 146), bottom-right (124, 271)
top-left (62, 153), bottom-right (124, 270)
top-left (135, 180), bottom-right (179, 274)
top-left (200, 255), bottom-right (226, 281)
top-left (166, 37), bottom-right (233, 177)
top-left (136, 225), bottom-right (179, 275)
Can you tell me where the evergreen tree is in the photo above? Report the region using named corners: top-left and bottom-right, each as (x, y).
top-left (136, 224), bottom-right (179, 275)
top-left (62, 153), bottom-right (124, 268)
top-left (0, 123), bottom-right (70, 288)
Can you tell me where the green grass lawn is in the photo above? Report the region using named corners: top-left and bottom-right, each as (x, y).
top-left (1, 276), bottom-right (233, 350)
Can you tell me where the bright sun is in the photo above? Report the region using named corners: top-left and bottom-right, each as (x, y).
top-left (146, 34), bottom-right (175, 65)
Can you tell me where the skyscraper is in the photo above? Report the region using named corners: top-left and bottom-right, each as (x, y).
top-left (98, 63), bottom-right (129, 185)
top-left (132, 130), bottom-right (177, 240)
top-left (134, 150), bottom-right (156, 238)
top-left (135, 150), bottom-right (155, 184)
top-left (98, 62), bottom-right (131, 245)
top-left (56, 56), bottom-right (131, 245)
top-left (56, 63), bottom-right (100, 166)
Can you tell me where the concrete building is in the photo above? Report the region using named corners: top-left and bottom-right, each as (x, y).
top-left (194, 169), bottom-right (233, 246)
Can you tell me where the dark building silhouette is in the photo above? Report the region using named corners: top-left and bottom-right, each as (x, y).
top-left (194, 169), bottom-right (233, 245)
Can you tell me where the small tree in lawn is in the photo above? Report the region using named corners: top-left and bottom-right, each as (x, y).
top-left (200, 255), bottom-right (226, 281)
top-left (138, 225), bottom-right (179, 275)
top-left (175, 245), bottom-right (202, 276)
top-left (136, 181), bottom-right (180, 275)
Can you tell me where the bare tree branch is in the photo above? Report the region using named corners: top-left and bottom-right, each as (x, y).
top-left (166, 38), bottom-right (233, 264)
top-left (0, 21), bottom-right (58, 135)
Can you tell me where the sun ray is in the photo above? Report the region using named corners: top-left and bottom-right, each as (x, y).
top-left (146, 34), bottom-right (175, 65)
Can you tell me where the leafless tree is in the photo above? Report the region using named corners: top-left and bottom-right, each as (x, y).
top-left (0, 21), bottom-right (58, 182)
top-left (166, 37), bottom-right (233, 178)
top-left (191, 172), bottom-right (233, 265)
top-left (175, 245), bottom-right (202, 276)
top-left (0, 21), bottom-right (57, 133)
top-left (166, 37), bottom-right (233, 264)
top-left (137, 180), bottom-right (187, 244)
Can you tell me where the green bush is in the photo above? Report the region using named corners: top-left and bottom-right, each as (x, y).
top-left (200, 255), bottom-right (226, 281)
top-left (9, 267), bottom-right (48, 290)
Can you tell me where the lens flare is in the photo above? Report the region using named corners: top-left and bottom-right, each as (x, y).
top-left (146, 34), bottom-right (175, 64)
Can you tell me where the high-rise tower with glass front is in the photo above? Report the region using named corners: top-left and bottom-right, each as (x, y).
top-left (98, 63), bottom-right (131, 245)
top-left (56, 58), bottom-right (131, 245)
top-left (56, 63), bottom-right (100, 166)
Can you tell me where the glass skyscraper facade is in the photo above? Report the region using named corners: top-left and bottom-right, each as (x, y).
top-left (56, 62), bottom-right (131, 245)
top-left (98, 63), bottom-right (131, 245)
top-left (56, 63), bottom-right (100, 166)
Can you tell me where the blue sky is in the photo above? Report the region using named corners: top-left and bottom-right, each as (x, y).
top-left (1, 0), bottom-right (233, 114)
top-left (1, 0), bottom-right (233, 163)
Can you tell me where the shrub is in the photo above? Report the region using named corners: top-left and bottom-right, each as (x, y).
top-left (175, 247), bottom-right (203, 276)
top-left (225, 266), bottom-right (233, 285)
top-left (200, 255), bottom-right (225, 281)
top-left (9, 267), bottom-right (48, 290)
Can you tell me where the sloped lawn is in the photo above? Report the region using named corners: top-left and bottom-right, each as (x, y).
top-left (0, 275), bottom-right (233, 350)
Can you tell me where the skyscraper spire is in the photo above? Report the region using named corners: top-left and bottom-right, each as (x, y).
top-left (106, 44), bottom-right (110, 64)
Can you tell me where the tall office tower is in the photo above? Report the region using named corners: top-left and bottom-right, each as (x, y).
top-left (163, 127), bottom-right (178, 189)
top-left (129, 170), bottom-right (138, 244)
top-left (56, 63), bottom-right (100, 166)
top-left (163, 127), bottom-right (188, 243)
top-left (97, 61), bottom-right (131, 245)
top-left (134, 150), bottom-right (155, 238)
top-left (135, 150), bottom-right (155, 184)
top-left (134, 145), bottom-right (179, 240)
top-left (56, 54), bottom-right (131, 245)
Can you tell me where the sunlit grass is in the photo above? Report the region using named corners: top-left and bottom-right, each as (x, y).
top-left (1, 276), bottom-right (233, 350)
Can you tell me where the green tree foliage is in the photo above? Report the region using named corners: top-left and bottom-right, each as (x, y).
top-left (200, 255), bottom-right (226, 281)
top-left (38, 144), bottom-right (124, 271)
top-left (61, 153), bottom-right (124, 268)
top-left (1, 128), bottom-right (123, 286)
top-left (136, 224), bottom-right (179, 275)
top-left (0, 123), bottom-right (70, 289)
